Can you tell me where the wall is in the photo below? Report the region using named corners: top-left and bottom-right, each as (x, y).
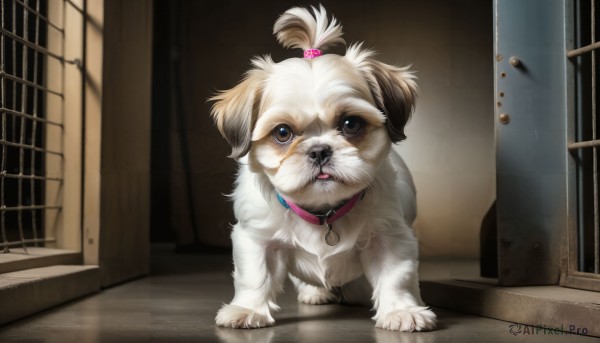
top-left (153, 0), bottom-right (494, 258)
top-left (84, 0), bottom-right (153, 286)
top-left (388, 2), bottom-right (496, 258)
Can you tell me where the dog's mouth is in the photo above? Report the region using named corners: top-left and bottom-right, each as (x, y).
top-left (313, 169), bottom-right (339, 183)
top-left (316, 172), bottom-right (333, 180)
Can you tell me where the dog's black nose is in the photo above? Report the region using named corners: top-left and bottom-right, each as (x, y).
top-left (307, 144), bottom-right (333, 166)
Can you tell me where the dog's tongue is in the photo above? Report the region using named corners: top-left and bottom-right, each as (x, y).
top-left (317, 173), bottom-right (330, 180)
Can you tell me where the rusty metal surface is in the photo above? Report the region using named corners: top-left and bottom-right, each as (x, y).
top-left (494, 0), bottom-right (568, 286)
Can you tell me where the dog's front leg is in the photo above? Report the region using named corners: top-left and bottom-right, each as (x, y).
top-left (215, 224), bottom-right (286, 329)
top-left (360, 228), bottom-right (437, 332)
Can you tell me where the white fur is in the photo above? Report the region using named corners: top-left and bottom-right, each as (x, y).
top-left (212, 6), bottom-right (436, 332)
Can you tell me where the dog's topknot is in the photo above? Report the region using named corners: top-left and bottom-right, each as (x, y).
top-left (273, 5), bottom-right (345, 52)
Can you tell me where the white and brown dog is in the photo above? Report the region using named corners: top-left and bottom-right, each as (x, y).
top-left (210, 5), bottom-right (436, 332)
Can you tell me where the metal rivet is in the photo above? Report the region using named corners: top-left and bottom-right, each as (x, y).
top-left (497, 101), bottom-right (502, 107)
top-left (499, 113), bottom-right (510, 124)
top-left (496, 54), bottom-right (503, 62)
top-left (501, 72), bottom-right (507, 78)
top-left (499, 92), bottom-right (505, 97)
top-left (509, 56), bottom-right (521, 67)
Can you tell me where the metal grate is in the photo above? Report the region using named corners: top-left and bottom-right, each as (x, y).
top-left (568, 0), bottom-right (600, 278)
top-left (0, 0), bottom-right (66, 253)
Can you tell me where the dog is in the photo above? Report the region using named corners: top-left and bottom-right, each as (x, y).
top-left (210, 5), bottom-right (436, 332)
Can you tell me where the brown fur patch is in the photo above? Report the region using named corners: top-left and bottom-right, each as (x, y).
top-left (278, 135), bottom-right (305, 165)
top-left (210, 71), bottom-right (266, 159)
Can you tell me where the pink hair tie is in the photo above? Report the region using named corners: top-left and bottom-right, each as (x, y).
top-left (303, 49), bottom-right (323, 59)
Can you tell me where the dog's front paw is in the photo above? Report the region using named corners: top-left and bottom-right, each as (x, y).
top-left (215, 304), bottom-right (274, 329)
top-left (375, 307), bottom-right (437, 332)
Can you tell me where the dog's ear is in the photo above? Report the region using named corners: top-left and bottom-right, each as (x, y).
top-left (347, 47), bottom-right (418, 143)
top-left (210, 60), bottom-right (270, 159)
top-left (363, 60), bottom-right (418, 143)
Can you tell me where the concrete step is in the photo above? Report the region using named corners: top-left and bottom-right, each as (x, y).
top-left (0, 265), bottom-right (100, 325)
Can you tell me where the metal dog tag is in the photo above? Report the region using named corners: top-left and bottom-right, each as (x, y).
top-left (324, 224), bottom-right (339, 246)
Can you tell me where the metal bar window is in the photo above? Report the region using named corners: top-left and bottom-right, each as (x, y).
top-left (0, 0), bottom-right (61, 252)
top-left (567, 0), bottom-right (600, 281)
top-left (14, 0), bottom-right (62, 33)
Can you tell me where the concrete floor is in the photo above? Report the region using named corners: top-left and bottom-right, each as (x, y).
top-left (0, 245), bottom-right (598, 343)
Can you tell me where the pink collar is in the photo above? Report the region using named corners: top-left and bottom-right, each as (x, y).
top-left (276, 192), bottom-right (363, 226)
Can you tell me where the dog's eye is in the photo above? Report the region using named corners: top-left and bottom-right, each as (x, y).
top-left (339, 116), bottom-right (364, 136)
top-left (273, 124), bottom-right (294, 144)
